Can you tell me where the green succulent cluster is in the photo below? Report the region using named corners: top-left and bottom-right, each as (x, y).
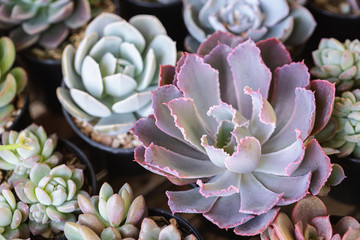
top-left (0, 124), bottom-right (61, 184)
top-left (317, 89), bottom-right (360, 158)
top-left (311, 38), bottom-right (360, 91)
top-left (0, 37), bottom-right (28, 131)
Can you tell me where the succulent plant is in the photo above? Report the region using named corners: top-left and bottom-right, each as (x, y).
top-left (0, 186), bottom-right (29, 239)
top-left (0, 37), bottom-right (28, 131)
top-left (64, 182), bottom-right (147, 239)
top-left (0, 124), bottom-right (62, 184)
top-left (182, 0), bottom-right (316, 52)
top-left (139, 217), bottom-right (197, 240)
top-left (311, 38), bottom-right (360, 92)
top-left (261, 194), bottom-right (360, 239)
top-left (57, 12), bottom-right (177, 138)
top-left (132, 31), bottom-right (337, 236)
top-left (0, 0), bottom-right (91, 51)
top-left (316, 89), bottom-right (360, 158)
top-left (13, 163), bottom-right (84, 236)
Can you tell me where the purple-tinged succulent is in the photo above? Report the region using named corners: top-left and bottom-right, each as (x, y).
top-left (261, 195), bottom-right (360, 239)
top-left (64, 182), bottom-right (146, 240)
top-left (0, 0), bottom-right (91, 51)
top-left (182, 0), bottom-right (316, 52)
top-left (132, 31), bottom-right (337, 236)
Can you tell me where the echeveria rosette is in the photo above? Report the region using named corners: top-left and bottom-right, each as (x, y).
top-left (261, 195), bottom-right (360, 239)
top-left (13, 163), bottom-right (84, 236)
top-left (182, 0), bottom-right (316, 52)
top-left (311, 38), bottom-right (360, 92)
top-left (132, 32), bottom-right (336, 236)
top-left (64, 182), bottom-right (147, 239)
top-left (0, 187), bottom-right (29, 239)
top-left (0, 124), bottom-right (62, 185)
top-left (0, 37), bottom-right (28, 130)
top-left (57, 13), bottom-right (177, 137)
top-left (0, 0), bottom-right (91, 51)
top-left (317, 89), bottom-right (360, 158)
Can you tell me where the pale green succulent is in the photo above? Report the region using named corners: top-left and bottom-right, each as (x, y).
top-left (0, 0), bottom-right (91, 50)
top-left (0, 187), bottom-right (29, 239)
top-left (317, 89), bottom-right (360, 158)
top-left (311, 38), bottom-right (360, 91)
top-left (64, 182), bottom-right (147, 240)
top-left (0, 124), bottom-right (62, 184)
top-left (138, 217), bottom-right (197, 240)
top-left (0, 37), bottom-right (28, 131)
top-left (57, 12), bottom-right (177, 137)
top-left (13, 163), bottom-right (84, 236)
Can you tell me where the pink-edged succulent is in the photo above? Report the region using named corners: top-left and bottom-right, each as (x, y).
top-left (262, 195), bottom-right (360, 239)
top-left (132, 31), bottom-right (338, 236)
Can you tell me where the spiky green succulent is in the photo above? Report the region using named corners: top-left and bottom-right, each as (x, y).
top-left (0, 37), bottom-right (27, 131)
top-left (64, 182), bottom-right (147, 240)
top-left (317, 89), bottom-right (360, 158)
top-left (0, 186), bottom-right (29, 239)
top-left (57, 12), bottom-right (177, 137)
top-left (311, 38), bottom-right (360, 92)
top-left (0, 0), bottom-right (91, 50)
top-left (13, 163), bottom-right (84, 236)
top-left (0, 124), bottom-right (61, 184)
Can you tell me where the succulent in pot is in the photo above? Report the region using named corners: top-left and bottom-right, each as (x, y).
top-left (0, 37), bottom-right (28, 134)
top-left (0, 0), bottom-right (91, 51)
top-left (0, 186), bottom-right (30, 239)
top-left (132, 31), bottom-right (339, 236)
top-left (311, 38), bottom-right (360, 92)
top-left (0, 124), bottom-right (61, 185)
top-left (182, 0), bottom-right (316, 53)
top-left (56, 12), bottom-right (177, 149)
top-left (261, 194), bottom-right (360, 239)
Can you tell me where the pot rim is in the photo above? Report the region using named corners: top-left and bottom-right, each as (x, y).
top-left (307, 2), bottom-right (360, 20)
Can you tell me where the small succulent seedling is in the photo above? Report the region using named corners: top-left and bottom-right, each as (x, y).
top-left (133, 31), bottom-right (337, 236)
top-left (0, 186), bottom-right (29, 239)
top-left (0, 37), bottom-right (28, 130)
top-left (311, 38), bottom-right (360, 91)
top-left (64, 182), bottom-right (147, 240)
top-left (0, 0), bottom-right (91, 50)
top-left (182, 0), bottom-right (316, 52)
top-left (0, 124), bottom-right (61, 185)
top-left (14, 163), bottom-right (84, 237)
top-left (57, 13), bottom-right (177, 137)
top-left (261, 195), bottom-right (360, 239)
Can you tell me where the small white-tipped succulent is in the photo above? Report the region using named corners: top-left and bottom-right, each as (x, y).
top-left (0, 0), bottom-right (91, 50)
top-left (311, 38), bottom-right (360, 92)
top-left (317, 89), bottom-right (360, 158)
top-left (57, 13), bottom-right (177, 137)
top-left (64, 182), bottom-right (147, 240)
top-left (14, 163), bottom-right (84, 236)
top-left (0, 187), bottom-right (29, 239)
top-left (139, 217), bottom-right (197, 240)
top-left (0, 37), bottom-right (28, 131)
top-left (183, 0), bottom-right (316, 52)
top-left (0, 124), bottom-right (61, 184)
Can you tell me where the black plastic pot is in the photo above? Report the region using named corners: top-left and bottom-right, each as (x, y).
top-left (18, 51), bottom-right (62, 114)
top-left (304, 2), bottom-right (360, 63)
top-left (329, 155), bottom-right (360, 205)
top-left (148, 208), bottom-right (202, 240)
top-left (5, 84), bottom-right (32, 133)
top-left (61, 105), bottom-right (146, 176)
top-left (118, 0), bottom-right (187, 50)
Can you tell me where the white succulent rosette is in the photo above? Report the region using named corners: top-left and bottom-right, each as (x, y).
top-left (57, 13), bottom-right (177, 137)
top-left (14, 163), bottom-right (84, 236)
top-left (183, 0), bottom-right (316, 52)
